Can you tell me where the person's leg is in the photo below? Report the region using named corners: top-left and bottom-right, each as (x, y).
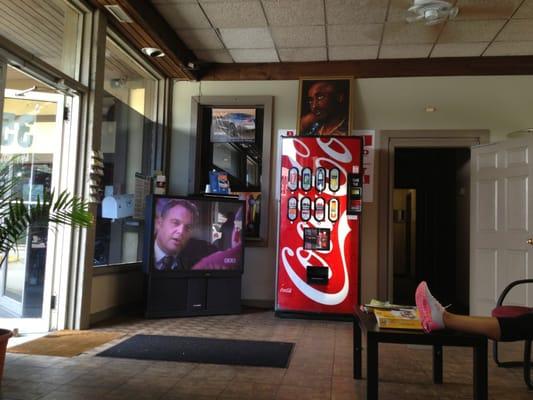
top-left (443, 312), bottom-right (501, 340)
top-left (416, 281), bottom-right (533, 341)
top-left (416, 281), bottom-right (501, 338)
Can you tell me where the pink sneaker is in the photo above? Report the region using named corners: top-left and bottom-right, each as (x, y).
top-left (415, 281), bottom-right (445, 333)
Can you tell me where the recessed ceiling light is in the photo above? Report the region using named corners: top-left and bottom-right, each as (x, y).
top-left (141, 47), bottom-right (165, 58)
top-left (425, 106), bottom-right (437, 112)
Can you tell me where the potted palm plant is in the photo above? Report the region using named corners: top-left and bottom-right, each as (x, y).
top-left (0, 156), bottom-right (93, 380)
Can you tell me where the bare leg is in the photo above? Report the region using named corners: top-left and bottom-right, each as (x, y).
top-left (443, 311), bottom-right (501, 340)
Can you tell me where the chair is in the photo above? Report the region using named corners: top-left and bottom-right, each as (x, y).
top-left (491, 278), bottom-right (533, 389)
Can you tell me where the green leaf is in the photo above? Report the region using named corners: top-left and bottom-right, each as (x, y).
top-left (0, 157), bottom-right (93, 261)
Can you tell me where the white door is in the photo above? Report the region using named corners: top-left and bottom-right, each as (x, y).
top-left (0, 64), bottom-right (76, 333)
top-left (470, 136), bottom-right (533, 315)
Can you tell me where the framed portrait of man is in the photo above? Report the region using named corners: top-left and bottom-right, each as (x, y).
top-left (297, 77), bottom-right (352, 136)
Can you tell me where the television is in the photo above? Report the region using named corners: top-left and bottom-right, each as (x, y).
top-left (143, 195), bottom-right (245, 276)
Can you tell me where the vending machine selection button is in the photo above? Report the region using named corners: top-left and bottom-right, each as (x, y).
top-left (301, 167), bottom-right (312, 192)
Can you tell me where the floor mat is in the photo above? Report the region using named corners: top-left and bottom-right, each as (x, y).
top-left (7, 330), bottom-right (123, 357)
top-left (97, 335), bottom-right (294, 368)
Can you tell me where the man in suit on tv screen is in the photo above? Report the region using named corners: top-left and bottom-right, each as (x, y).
top-left (153, 199), bottom-right (243, 271)
top-left (154, 199), bottom-right (218, 271)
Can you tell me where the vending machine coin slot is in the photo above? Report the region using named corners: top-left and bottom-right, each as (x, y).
top-left (347, 173), bottom-right (363, 215)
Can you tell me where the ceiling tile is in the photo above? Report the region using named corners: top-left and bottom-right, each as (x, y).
top-left (271, 26), bottom-right (326, 48)
top-left (387, 0), bottom-right (416, 23)
top-left (382, 22), bottom-right (441, 45)
top-left (178, 29), bottom-right (224, 50)
top-left (229, 48), bottom-right (279, 62)
top-left (484, 41), bottom-right (533, 56)
top-left (379, 44), bottom-right (432, 58)
top-left (455, 0), bottom-right (522, 20)
top-left (327, 24), bottom-right (383, 46)
top-left (431, 42), bottom-right (488, 57)
top-left (154, 3), bottom-right (211, 29)
top-left (263, 0), bottom-right (324, 26)
top-left (278, 47), bottom-right (327, 62)
top-left (439, 20), bottom-right (506, 43)
top-left (329, 45), bottom-right (379, 60)
top-left (513, 0), bottom-right (533, 18)
top-left (325, 0), bottom-right (389, 24)
top-left (497, 19), bottom-right (533, 41)
top-left (194, 49), bottom-right (234, 63)
top-left (220, 28), bottom-right (274, 49)
top-left (200, 0), bottom-right (267, 28)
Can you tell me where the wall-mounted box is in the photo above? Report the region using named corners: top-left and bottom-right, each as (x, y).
top-left (102, 194), bottom-right (134, 219)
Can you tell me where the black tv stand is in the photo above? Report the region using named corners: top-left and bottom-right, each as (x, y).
top-left (145, 274), bottom-right (241, 318)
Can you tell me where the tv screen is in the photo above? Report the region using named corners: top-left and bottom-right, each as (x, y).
top-left (144, 195), bottom-right (245, 274)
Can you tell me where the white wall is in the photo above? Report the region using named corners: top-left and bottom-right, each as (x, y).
top-left (171, 76), bottom-right (533, 305)
top-left (172, 81), bottom-right (298, 302)
top-left (354, 76), bottom-right (533, 140)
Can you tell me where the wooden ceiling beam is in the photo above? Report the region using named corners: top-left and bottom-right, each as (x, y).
top-left (92, 0), bottom-right (197, 80)
top-left (200, 56), bottom-right (533, 80)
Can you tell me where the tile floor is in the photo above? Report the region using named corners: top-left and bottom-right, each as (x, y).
top-left (0, 309), bottom-right (531, 399)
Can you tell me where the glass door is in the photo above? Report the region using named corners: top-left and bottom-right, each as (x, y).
top-left (0, 65), bottom-right (71, 333)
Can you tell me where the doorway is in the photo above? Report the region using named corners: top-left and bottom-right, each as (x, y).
top-left (0, 64), bottom-right (79, 333)
top-left (392, 148), bottom-right (470, 313)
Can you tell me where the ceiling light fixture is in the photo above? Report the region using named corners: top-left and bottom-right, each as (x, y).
top-left (406, 0), bottom-right (458, 25)
top-left (141, 47), bottom-right (165, 58)
top-left (425, 106), bottom-right (437, 112)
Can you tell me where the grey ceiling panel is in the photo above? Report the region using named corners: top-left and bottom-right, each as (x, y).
top-left (150, 0), bottom-right (533, 62)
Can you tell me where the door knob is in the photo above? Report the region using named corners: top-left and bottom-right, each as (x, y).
top-left (528, 239), bottom-right (533, 245)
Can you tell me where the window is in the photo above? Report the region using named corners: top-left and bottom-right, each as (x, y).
top-left (93, 36), bottom-right (160, 267)
top-left (0, 0), bottom-right (83, 79)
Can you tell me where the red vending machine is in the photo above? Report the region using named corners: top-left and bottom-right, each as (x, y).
top-left (276, 136), bottom-right (363, 316)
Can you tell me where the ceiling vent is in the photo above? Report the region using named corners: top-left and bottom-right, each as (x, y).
top-left (406, 0), bottom-right (459, 25)
top-left (104, 5), bottom-right (134, 23)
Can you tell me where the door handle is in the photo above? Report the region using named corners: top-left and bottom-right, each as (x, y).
top-left (527, 239), bottom-right (533, 246)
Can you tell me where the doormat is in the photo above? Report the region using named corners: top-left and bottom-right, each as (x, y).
top-left (97, 335), bottom-right (294, 368)
top-left (7, 330), bottom-right (124, 357)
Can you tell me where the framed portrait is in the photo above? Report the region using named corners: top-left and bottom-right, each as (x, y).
top-left (296, 77), bottom-right (352, 136)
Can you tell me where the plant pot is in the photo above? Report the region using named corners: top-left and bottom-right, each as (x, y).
top-left (0, 329), bottom-right (12, 382)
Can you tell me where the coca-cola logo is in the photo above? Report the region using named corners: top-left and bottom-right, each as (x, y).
top-left (280, 215), bottom-right (351, 305)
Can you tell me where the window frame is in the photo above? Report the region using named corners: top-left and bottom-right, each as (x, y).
top-left (91, 29), bottom-right (167, 268)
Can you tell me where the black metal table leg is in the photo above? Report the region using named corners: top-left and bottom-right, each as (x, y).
top-left (354, 316), bottom-right (362, 379)
top-left (367, 333), bottom-right (378, 400)
top-left (433, 344), bottom-right (443, 383)
top-left (473, 337), bottom-right (488, 400)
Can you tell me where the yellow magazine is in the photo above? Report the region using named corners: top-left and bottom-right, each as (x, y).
top-left (373, 308), bottom-right (422, 330)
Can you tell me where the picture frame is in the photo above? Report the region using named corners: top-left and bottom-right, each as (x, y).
top-left (296, 77), bottom-right (352, 136)
top-left (210, 108), bottom-right (256, 143)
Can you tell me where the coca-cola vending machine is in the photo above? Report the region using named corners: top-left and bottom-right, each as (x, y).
top-left (276, 136), bottom-right (363, 316)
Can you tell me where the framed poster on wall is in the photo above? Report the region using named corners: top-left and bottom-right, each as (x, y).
top-left (297, 77), bottom-right (352, 136)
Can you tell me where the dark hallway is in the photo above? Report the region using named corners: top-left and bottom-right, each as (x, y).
top-left (393, 147), bottom-right (471, 314)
